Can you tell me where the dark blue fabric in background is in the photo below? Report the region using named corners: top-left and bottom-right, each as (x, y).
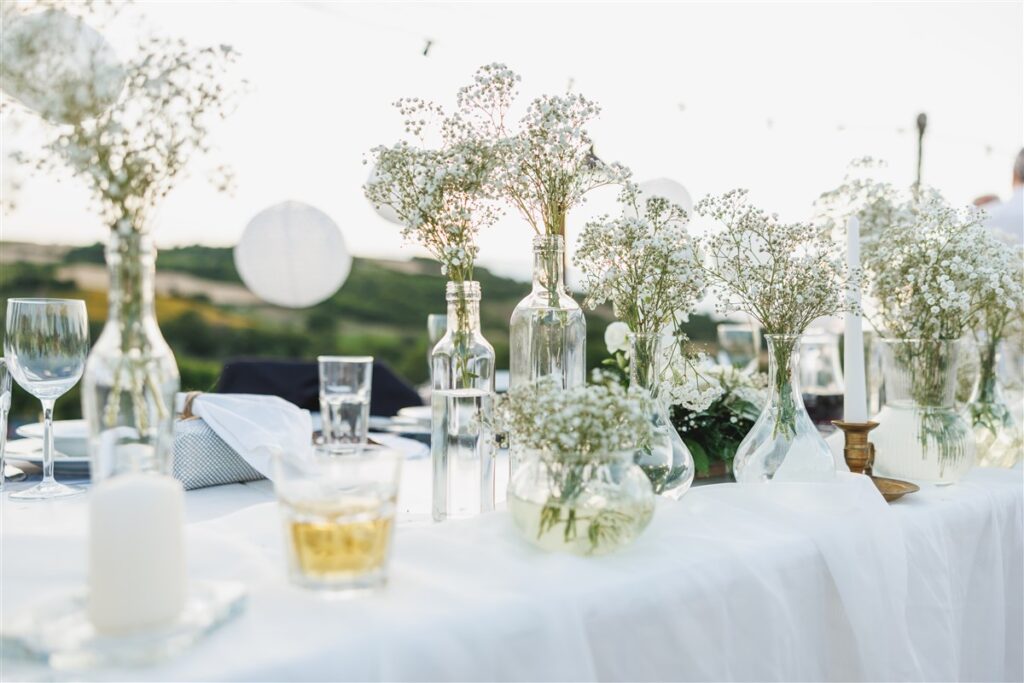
top-left (214, 358), bottom-right (423, 417)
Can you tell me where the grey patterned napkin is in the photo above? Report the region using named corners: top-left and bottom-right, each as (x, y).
top-left (172, 418), bottom-right (264, 491)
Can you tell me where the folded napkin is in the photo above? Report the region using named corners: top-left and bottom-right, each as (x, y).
top-left (188, 393), bottom-right (313, 480)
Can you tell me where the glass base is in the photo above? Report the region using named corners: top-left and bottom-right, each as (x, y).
top-left (1, 580), bottom-right (246, 671)
top-left (9, 480), bottom-right (83, 500)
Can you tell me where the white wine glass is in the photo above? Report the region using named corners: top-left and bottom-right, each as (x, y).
top-left (4, 298), bottom-right (90, 500)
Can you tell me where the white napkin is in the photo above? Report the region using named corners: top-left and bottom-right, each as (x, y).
top-left (190, 394), bottom-right (312, 479)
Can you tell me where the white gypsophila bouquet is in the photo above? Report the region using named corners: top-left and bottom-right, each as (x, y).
top-left (696, 189), bottom-right (853, 336)
top-left (8, 33), bottom-right (242, 234)
top-left (815, 158), bottom-right (910, 242)
top-left (364, 97), bottom-right (500, 283)
top-left (696, 189), bottom-right (852, 439)
top-left (493, 379), bottom-right (655, 462)
top-left (970, 241), bottom-right (1024, 443)
top-left (862, 193), bottom-right (1002, 341)
top-left (575, 183), bottom-right (705, 337)
top-left (453, 63), bottom-right (630, 237)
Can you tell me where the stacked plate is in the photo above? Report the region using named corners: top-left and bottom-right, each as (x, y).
top-left (9, 419), bottom-right (91, 476)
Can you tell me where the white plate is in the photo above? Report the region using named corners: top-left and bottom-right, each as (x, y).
top-left (16, 419), bottom-right (89, 458)
top-left (4, 438), bottom-right (90, 474)
top-left (396, 406), bottom-right (431, 424)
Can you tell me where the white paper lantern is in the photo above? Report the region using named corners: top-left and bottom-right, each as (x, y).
top-left (234, 201), bottom-right (351, 308)
top-left (626, 178), bottom-right (694, 225)
top-left (0, 9), bottom-right (125, 125)
top-left (365, 164), bottom-right (403, 225)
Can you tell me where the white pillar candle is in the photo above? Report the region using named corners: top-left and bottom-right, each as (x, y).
top-left (844, 216), bottom-right (868, 422)
top-left (88, 471), bottom-right (186, 634)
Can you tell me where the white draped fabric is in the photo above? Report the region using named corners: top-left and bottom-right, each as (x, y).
top-left (1, 464), bottom-right (1021, 681)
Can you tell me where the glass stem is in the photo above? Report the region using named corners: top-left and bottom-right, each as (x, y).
top-left (41, 399), bottom-right (56, 486)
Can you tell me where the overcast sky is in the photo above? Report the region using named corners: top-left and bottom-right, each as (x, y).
top-left (2, 1), bottom-right (1022, 281)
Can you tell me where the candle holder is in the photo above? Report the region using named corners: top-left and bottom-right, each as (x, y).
top-left (831, 420), bottom-right (878, 474)
top-left (832, 419), bottom-right (919, 502)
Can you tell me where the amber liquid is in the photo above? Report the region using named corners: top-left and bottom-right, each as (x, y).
top-left (283, 499), bottom-right (395, 580)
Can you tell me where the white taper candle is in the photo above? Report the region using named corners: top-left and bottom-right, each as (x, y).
top-left (844, 216), bottom-right (868, 422)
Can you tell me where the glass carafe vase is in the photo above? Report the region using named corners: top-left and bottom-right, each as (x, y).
top-left (967, 339), bottom-right (1021, 468)
top-left (82, 229), bottom-right (180, 478)
top-left (871, 339), bottom-right (975, 483)
top-left (508, 235), bottom-right (586, 472)
top-left (629, 332), bottom-right (694, 498)
top-left (732, 334), bottom-right (835, 483)
top-left (431, 281), bottom-right (496, 521)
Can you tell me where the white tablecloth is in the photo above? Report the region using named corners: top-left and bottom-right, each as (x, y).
top-left (1, 462), bottom-right (1021, 682)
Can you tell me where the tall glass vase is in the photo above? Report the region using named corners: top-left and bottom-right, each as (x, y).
top-left (871, 339), bottom-right (975, 483)
top-left (82, 229), bottom-right (180, 478)
top-left (967, 339), bottom-right (1021, 468)
top-left (629, 332), bottom-right (694, 498)
top-left (732, 334), bottom-right (835, 483)
top-left (81, 228), bottom-right (185, 633)
top-left (431, 281), bottom-right (496, 521)
top-left (509, 235), bottom-right (586, 472)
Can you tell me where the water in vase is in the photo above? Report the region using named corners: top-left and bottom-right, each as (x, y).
top-left (431, 388), bottom-right (495, 520)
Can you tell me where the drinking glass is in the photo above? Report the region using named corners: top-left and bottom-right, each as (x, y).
top-left (318, 356), bottom-right (373, 451)
top-left (274, 445), bottom-right (402, 594)
top-left (799, 331), bottom-right (846, 428)
top-left (4, 298), bottom-right (89, 499)
top-left (0, 358), bottom-right (11, 493)
top-left (717, 323), bottom-right (761, 373)
top-left (426, 314), bottom-right (447, 379)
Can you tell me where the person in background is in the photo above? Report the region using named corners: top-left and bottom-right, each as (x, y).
top-left (975, 148), bottom-right (1024, 244)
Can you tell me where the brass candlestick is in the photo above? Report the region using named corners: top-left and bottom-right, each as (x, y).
top-left (831, 420), bottom-right (879, 474)
top-left (832, 419), bottom-right (919, 502)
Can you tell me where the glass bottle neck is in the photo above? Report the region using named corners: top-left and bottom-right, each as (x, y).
top-left (446, 281), bottom-right (482, 335)
top-left (972, 339), bottom-right (1001, 404)
top-left (531, 235), bottom-right (566, 295)
top-left (106, 229), bottom-right (157, 325)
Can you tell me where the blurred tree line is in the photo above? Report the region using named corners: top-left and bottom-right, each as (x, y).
top-left (2, 244), bottom-right (717, 424)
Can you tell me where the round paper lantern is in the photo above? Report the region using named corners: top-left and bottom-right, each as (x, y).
top-left (234, 202), bottom-right (351, 308)
top-left (365, 163), bottom-right (404, 225)
top-left (633, 178), bottom-right (694, 221)
top-left (0, 9), bottom-right (125, 124)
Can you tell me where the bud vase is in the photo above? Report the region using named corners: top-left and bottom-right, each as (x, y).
top-left (871, 339), bottom-right (975, 484)
top-left (968, 339), bottom-right (1021, 468)
top-left (430, 281), bottom-right (496, 521)
top-left (80, 227), bottom-right (185, 633)
top-left (629, 332), bottom-right (694, 498)
top-left (732, 333), bottom-right (835, 483)
top-left (508, 234), bottom-right (586, 472)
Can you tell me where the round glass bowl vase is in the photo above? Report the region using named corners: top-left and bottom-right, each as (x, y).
top-left (507, 449), bottom-right (655, 556)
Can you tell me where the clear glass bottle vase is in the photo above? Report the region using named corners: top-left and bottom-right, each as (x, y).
top-left (80, 227), bottom-right (186, 634)
top-left (733, 334), bottom-right (835, 483)
top-left (871, 338), bottom-right (975, 483)
top-left (629, 332), bottom-right (694, 498)
top-left (967, 340), bottom-right (1020, 468)
top-left (430, 281), bottom-right (496, 521)
top-left (508, 235), bottom-right (586, 471)
top-left (82, 228), bottom-right (180, 478)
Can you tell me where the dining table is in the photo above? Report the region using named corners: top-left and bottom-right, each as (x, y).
top-left (1, 446), bottom-right (1021, 682)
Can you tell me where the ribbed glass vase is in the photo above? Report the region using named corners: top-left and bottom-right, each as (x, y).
top-left (871, 338), bottom-right (975, 484)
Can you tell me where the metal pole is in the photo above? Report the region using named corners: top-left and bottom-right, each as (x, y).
top-left (915, 113), bottom-right (927, 189)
